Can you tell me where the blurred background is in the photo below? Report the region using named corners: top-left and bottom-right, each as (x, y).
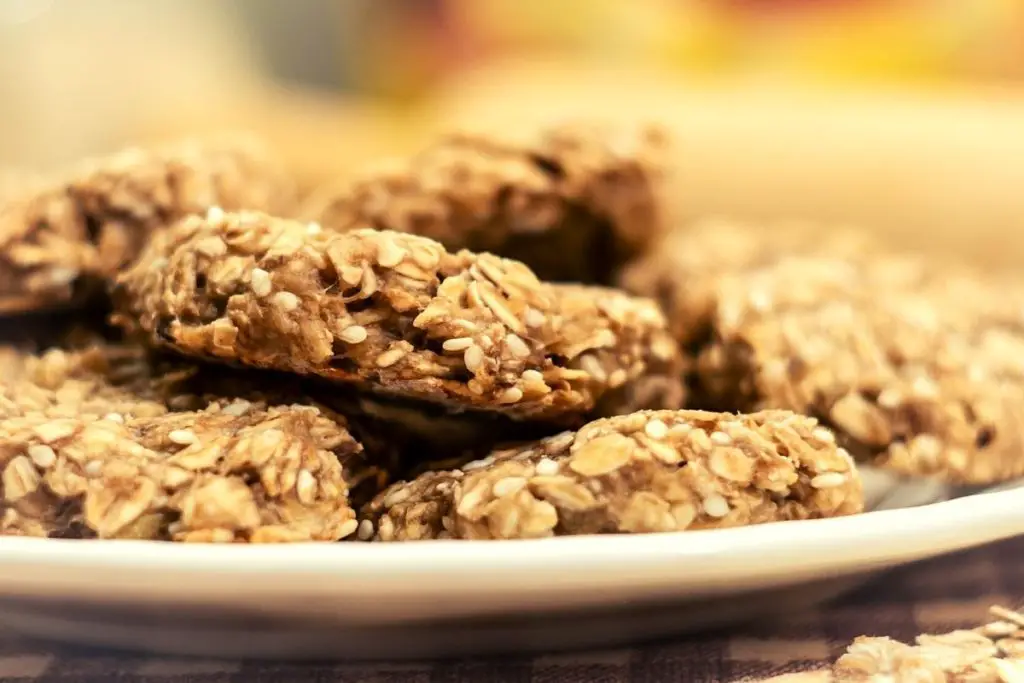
top-left (3, 0), bottom-right (1024, 264)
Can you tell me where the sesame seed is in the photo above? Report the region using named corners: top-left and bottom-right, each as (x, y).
top-left (911, 376), bottom-right (939, 399)
top-left (464, 345), bottom-right (485, 373)
top-left (524, 308), bottom-right (545, 328)
top-left (811, 427), bottom-right (835, 444)
top-left (877, 388), bottom-right (902, 409)
top-left (168, 429), bottom-right (198, 446)
top-left (810, 472), bottom-right (847, 489)
top-left (357, 519), bottom-right (374, 541)
top-left (504, 333), bottom-right (531, 359)
top-left (702, 494), bottom-right (730, 518)
top-left (498, 387), bottom-right (523, 404)
top-left (748, 290), bottom-right (772, 312)
top-left (337, 519), bottom-right (359, 539)
top-left (644, 419), bottom-right (669, 440)
top-left (103, 412), bottom-right (125, 424)
top-left (296, 470), bottom-right (317, 505)
top-left (306, 221), bottom-right (322, 235)
top-left (206, 206), bottom-right (225, 222)
top-left (219, 400), bottom-right (251, 417)
top-left (534, 458), bottom-right (560, 476)
top-left (338, 325), bottom-right (368, 344)
top-left (257, 428), bottom-right (284, 450)
top-left (710, 431), bottom-right (732, 445)
top-left (442, 337), bottom-right (474, 352)
top-left (272, 291), bottom-right (300, 311)
top-left (84, 460), bottom-right (103, 477)
top-left (48, 267), bottom-right (77, 285)
top-left (376, 347), bottom-right (406, 368)
top-left (26, 444), bottom-right (56, 468)
top-left (579, 354), bottom-right (607, 382)
top-left (521, 369), bottom-right (545, 384)
top-left (607, 369), bottom-right (628, 388)
top-left (249, 268), bottom-right (272, 297)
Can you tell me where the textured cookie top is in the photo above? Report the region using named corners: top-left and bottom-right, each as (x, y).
top-left (626, 220), bottom-right (1024, 484)
top-left (0, 401), bottom-right (360, 542)
top-left (113, 210), bottom-right (683, 421)
top-left (0, 135), bottom-right (294, 315)
top-left (302, 123), bottom-right (669, 284)
top-left (362, 408), bottom-right (862, 541)
top-left (0, 343), bottom-right (366, 542)
top-left (0, 344), bottom-right (170, 421)
top-left (620, 218), bottom-right (879, 346)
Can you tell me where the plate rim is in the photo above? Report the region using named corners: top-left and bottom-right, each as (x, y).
top-left (0, 484), bottom-right (1018, 576)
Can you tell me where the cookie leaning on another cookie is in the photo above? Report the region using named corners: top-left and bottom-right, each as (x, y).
top-left (301, 122), bottom-right (668, 285)
top-left (0, 135), bottom-right (294, 316)
top-left (360, 409), bottom-right (863, 541)
top-left (624, 220), bottom-right (1024, 485)
top-left (112, 210), bottom-right (685, 423)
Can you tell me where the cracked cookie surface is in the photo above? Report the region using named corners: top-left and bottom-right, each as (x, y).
top-left (302, 123), bottom-right (668, 285)
top-left (113, 210), bottom-right (684, 422)
top-left (0, 135), bottom-right (294, 315)
top-left (361, 409), bottom-right (863, 541)
top-left (623, 220), bottom-right (1024, 484)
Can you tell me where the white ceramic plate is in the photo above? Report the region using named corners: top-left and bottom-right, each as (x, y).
top-left (0, 471), bottom-right (1020, 660)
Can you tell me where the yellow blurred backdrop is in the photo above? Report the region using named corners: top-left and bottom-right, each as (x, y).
top-left (3, 0), bottom-right (1024, 264)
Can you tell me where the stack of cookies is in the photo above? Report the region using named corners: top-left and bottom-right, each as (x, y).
top-left (0, 122), bottom-right (1013, 543)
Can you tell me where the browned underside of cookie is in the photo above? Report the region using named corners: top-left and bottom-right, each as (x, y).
top-left (112, 210), bottom-right (684, 422)
top-left (361, 409), bottom-right (863, 541)
top-left (0, 135), bottom-right (295, 315)
top-left (623, 220), bottom-right (1024, 484)
top-left (302, 123), bottom-right (668, 285)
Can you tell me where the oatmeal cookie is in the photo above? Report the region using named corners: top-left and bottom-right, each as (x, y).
top-left (360, 409), bottom-right (862, 541)
top-left (0, 401), bottom-right (361, 542)
top-left (301, 123), bottom-right (668, 284)
top-left (625, 221), bottom-right (1024, 484)
top-left (0, 135), bottom-right (294, 315)
top-left (113, 210), bottom-right (684, 422)
top-left (0, 344), bottom-right (170, 421)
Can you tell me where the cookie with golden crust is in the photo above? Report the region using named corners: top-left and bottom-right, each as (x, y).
top-left (302, 122), bottom-right (668, 285)
top-left (0, 135), bottom-right (294, 315)
top-left (624, 219), bottom-right (1024, 485)
top-left (0, 343), bottom-right (377, 542)
top-left (361, 409), bottom-right (862, 541)
top-left (113, 210), bottom-right (685, 423)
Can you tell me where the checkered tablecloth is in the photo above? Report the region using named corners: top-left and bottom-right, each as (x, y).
top-left (0, 537), bottom-right (1019, 683)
